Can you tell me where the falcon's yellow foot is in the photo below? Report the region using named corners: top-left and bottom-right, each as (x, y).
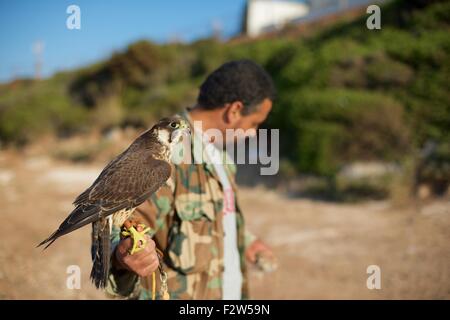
top-left (121, 220), bottom-right (151, 255)
top-left (120, 220), bottom-right (170, 300)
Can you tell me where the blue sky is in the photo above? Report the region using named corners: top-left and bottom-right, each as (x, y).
top-left (0, 0), bottom-right (247, 82)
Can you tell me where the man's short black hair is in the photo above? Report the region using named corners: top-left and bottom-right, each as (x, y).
top-left (197, 59), bottom-right (276, 115)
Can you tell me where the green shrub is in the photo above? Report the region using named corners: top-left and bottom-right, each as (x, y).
top-left (268, 89), bottom-right (410, 176)
top-left (0, 80), bottom-right (88, 144)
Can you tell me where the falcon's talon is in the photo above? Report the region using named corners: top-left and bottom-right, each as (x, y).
top-left (121, 223), bottom-right (151, 255)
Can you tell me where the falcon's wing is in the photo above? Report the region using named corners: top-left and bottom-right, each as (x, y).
top-left (83, 150), bottom-right (171, 208)
top-left (38, 147), bottom-right (171, 248)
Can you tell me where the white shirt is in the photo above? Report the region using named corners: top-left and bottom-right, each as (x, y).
top-left (202, 135), bottom-right (242, 300)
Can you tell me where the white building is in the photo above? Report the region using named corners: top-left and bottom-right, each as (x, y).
top-left (244, 0), bottom-right (310, 37)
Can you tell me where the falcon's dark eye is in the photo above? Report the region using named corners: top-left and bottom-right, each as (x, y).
top-left (170, 122), bottom-right (179, 129)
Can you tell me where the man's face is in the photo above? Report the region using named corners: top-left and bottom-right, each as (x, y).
top-left (225, 98), bottom-right (272, 143)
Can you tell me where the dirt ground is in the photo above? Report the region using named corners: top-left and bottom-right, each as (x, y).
top-left (0, 152), bottom-right (448, 299)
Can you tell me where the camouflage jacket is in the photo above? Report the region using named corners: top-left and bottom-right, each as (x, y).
top-left (101, 110), bottom-right (255, 300)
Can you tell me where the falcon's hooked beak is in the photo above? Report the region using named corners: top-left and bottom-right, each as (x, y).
top-left (170, 120), bottom-right (190, 144)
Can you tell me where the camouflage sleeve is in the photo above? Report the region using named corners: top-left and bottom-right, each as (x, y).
top-left (104, 177), bottom-right (176, 299)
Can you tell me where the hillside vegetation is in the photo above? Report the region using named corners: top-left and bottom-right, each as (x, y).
top-left (0, 0), bottom-right (448, 198)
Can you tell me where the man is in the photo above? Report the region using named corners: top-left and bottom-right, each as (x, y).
top-left (104, 59), bottom-right (276, 299)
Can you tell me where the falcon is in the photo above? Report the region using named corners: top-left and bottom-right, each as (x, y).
top-left (38, 116), bottom-right (190, 288)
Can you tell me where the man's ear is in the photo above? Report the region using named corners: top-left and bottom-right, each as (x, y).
top-left (225, 101), bottom-right (244, 124)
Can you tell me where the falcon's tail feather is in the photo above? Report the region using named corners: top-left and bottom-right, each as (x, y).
top-left (90, 219), bottom-right (111, 289)
top-left (37, 204), bottom-right (102, 248)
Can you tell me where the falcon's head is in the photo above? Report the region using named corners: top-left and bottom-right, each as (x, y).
top-left (153, 116), bottom-right (191, 150)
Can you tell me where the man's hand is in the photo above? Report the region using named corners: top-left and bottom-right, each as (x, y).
top-left (114, 235), bottom-right (159, 277)
top-left (245, 239), bottom-right (274, 264)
